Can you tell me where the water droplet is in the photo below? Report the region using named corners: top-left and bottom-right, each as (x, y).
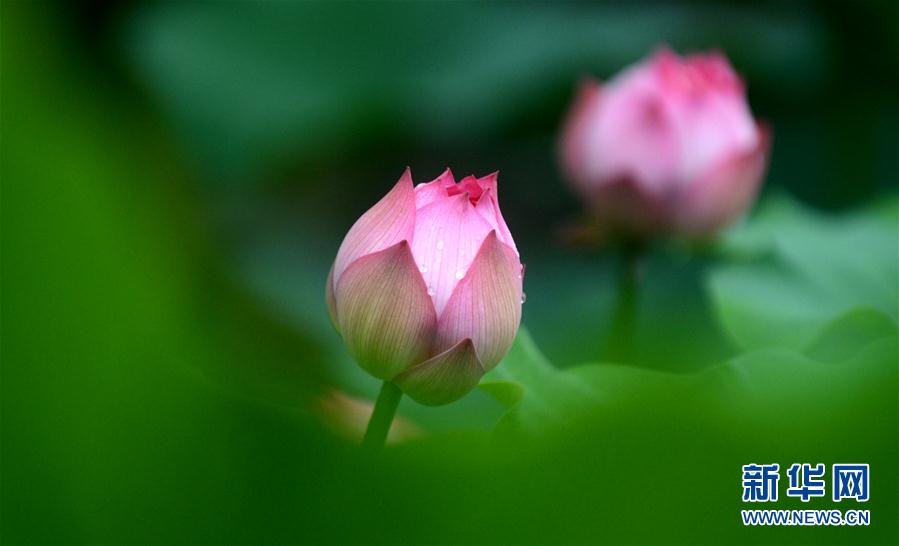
top-left (520, 292), bottom-right (527, 304)
top-left (427, 285), bottom-right (435, 296)
top-left (419, 265), bottom-right (428, 273)
top-left (436, 240), bottom-right (444, 251)
top-left (455, 269), bottom-right (465, 280)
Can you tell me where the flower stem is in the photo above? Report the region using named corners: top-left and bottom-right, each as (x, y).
top-left (607, 243), bottom-right (644, 362)
top-left (362, 381), bottom-right (403, 451)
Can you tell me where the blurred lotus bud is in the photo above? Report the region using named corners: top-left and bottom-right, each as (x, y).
top-left (327, 168), bottom-right (523, 406)
top-left (559, 47), bottom-right (770, 239)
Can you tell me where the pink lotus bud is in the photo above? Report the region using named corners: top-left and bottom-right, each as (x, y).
top-left (559, 47), bottom-right (770, 238)
top-left (327, 168), bottom-right (523, 406)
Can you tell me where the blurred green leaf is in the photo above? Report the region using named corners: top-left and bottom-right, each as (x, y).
top-left (709, 196), bottom-right (898, 350)
top-left (481, 328), bottom-right (597, 432)
top-left (804, 307), bottom-right (898, 364)
top-left (123, 2), bottom-right (826, 180)
top-left (465, 324), bottom-right (898, 544)
top-left (484, 306), bottom-right (897, 437)
top-left (477, 380), bottom-right (525, 410)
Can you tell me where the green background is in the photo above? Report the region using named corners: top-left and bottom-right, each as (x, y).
top-left (2, 1), bottom-right (897, 544)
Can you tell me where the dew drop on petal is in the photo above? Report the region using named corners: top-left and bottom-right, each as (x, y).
top-left (419, 265), bottom-right (428, 273)
top-left (520, 292), bottom-right (527, 304)
top-left (455, 269), bottom-right (465, 280)
top-left (427, 285), bottom-right (435, 296)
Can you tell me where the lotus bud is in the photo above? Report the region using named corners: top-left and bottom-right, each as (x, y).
top-left (327, 168), bottom-right (523, 406)
top-left (559, 46), bottom-right (770, 239)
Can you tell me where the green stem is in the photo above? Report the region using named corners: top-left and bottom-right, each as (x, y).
top-left (607, 244), bottom-right (643, 362)
top-left (362, 381), bottom-right (403, 451)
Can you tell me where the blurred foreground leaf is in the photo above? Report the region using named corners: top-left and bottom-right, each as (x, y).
top-left (467, 309), bottom-right (898, 543)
